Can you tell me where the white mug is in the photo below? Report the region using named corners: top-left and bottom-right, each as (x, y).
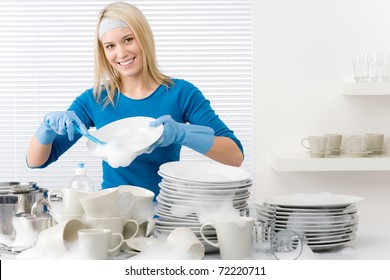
top-left (48, 188), bottom-right (88, 214)
top-left (166, 227), bottom-right (205, 260)
top-left (79, 188), bottom-right (134, 218)
top-left (78, 228), bottom-right (124, 260)
top-left (343, 135), bottom-right (369, 153)
top-left (301, 136), bottom-right (328, 156)
top-left (323, 134), bottom-right (342, 154)
top-left (34, 219), bottom-right (85, 258)
top-left (365, 133), bottom-right (384, 154)
top-left (85, 216), bottom-right (139, 241)
top-left (200, 217), bottom-right (254, 260)
top-left (117, 185), bottom-right (155, 223)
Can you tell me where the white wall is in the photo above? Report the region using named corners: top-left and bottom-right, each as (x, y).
top-left (254, 0), bottom-right (390, 225)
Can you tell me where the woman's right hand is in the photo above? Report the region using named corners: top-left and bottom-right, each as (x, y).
top-left (35, 111), bottom-right (88, 144)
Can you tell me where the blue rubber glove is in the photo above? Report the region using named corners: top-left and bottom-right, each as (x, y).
top-left (35, 111), bottom-right (88, 145)
top-left (148, 115), bottom-right (214, 154)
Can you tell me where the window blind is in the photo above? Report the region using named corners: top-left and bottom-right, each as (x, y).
top-left (0, 0), bottom-right (253, 189)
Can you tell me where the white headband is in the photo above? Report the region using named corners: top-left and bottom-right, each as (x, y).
top-left (98, 18), bottom-right (128, 39)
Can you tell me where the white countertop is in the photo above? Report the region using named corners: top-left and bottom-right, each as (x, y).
top-left (2, 223), bottom-right (389, 260)
top-left (313, 223), bottom-right (390, 260)
top-left (204, 223), bottom-right (390, 260)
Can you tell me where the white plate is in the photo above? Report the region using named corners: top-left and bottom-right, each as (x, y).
top-left (159, 161), bottom-right (250, 184)
top-left (275, 219), bottom-right (359, 228)
top-left (161, 177), bottom-right (253, 188)
top-left (158, 191), bottom-right (248, 203)
top-left (275, 224), bottom-right (358, 233)
top-left (87, 117), bottom-right (163, 165)
top-left (159, 189), bottom-right (250, 201)
top-left (154, 219), bottom-right (201, 227)
top-left (155, 209), bottom-right (199, 221)
top-left (263, 193), bottom-right (364, 207)
top-left (126, 236), bottom-right (159, 252)
top-left (306, 233), bottom-right (357, 244)
top-left (309, 238), bottom-right (355, 251)
top-left (341, 151), bottom-right (372, 157)
top-left (160, 183), bottom-right (251, 196)
top-left (156, 195), bottom-right (248, 209)
top-left (255, 203), bottom-right (358, 213)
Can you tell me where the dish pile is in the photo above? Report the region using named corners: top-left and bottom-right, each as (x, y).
top-left (153, 161), bottom-right (252, 252)
top-left (254, 193), bottom-right (364, 251)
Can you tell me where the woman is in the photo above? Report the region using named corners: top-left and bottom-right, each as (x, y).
top-left (26, 2), bottom-right (244, 196)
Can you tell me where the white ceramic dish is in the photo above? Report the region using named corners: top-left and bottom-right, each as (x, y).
top-left (342, 151), bottom-right (372, 157)
top-left (155, 212), bottom-right (199, 223)
top-left (306, 234), bottom-right (357, 244)
top-left (154, 219), bottom-right (201, 227)
top-left (156, 195), bottom-right (248, 209)
top-left (126, 236), bottom-right (159, 252)
top-left (276, 218), bottom-right (359, 227)
top-left (263, 193), bottom-right (364, 207)
top-left (161, 177), bottom-right (253, 188)
top-left (275, 224), bottom-right (358, 233)
top-left (159, 189), bottom-right (250, 201)
top-left (160, 183), bottom-right (251, 196)
top-left (159, 161), bottom-right (250, 184)
top-left (254, 202), bottom-right (358, 213)
top-left (87, 117), bottom-right (163, 167)
top-left (159, 192), bottom-right (248, 206)
top-left (309, 238), bottom-right (355, 251)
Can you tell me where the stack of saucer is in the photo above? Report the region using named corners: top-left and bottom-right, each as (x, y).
top-left (254, 192), bottom-right (364, 251)
top-left (153, 160), bottom-right (252, 252)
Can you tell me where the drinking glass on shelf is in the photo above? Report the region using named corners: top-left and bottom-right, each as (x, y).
top-left (353, 52), bottom-right (371, 82)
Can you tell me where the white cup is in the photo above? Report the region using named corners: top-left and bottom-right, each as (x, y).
top-left (301, 136), bottom-right (328, 157)
top-left (78, 228), bottom-right (123, 260)
top-left (343, 135), bottom-right (369, 153)
top-left (79, 188), bottom-right (134, 218)
top-left (117, 185), bottom-right (155, 223)
top-left (324, 134), bottom-right (342, 154)
top-left (85, 216), bottom-right (139, 241)
top-left (200, 217), bottom-right (254, 260)
top-left (85, 216), bottom-right (139, 257)
top-left (166, 227), bottom-right (205, 260)
top-left (383, 137), bottom-right (390, 153)
top-left (365, 133), bottom-right (384, 154)
top-left (34, 219), bottom-right (85, 257)
top-left (136, 219), bottom-right (155, 237)
top-left (48, 188), bottom-right (88, 214)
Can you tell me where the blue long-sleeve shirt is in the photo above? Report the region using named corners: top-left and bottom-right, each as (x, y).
top-left (38, 79), bottom-right (243, 196)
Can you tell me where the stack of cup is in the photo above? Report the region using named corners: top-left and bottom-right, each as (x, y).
top-left (79, 188), bottom-right (138, 258)
top-left (117, 185), bottom-right (156, 237)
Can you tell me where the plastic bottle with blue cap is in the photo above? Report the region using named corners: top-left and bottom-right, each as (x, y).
top-left (68, 162), bottom-right (95, 192)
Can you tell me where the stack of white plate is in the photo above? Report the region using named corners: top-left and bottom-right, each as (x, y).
top-left (154, 161), bottom-right (252, 252)
top-left (254, 193), bottom-right (364, 251)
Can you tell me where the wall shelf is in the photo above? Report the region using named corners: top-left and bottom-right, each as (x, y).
top-left (342, 82), bottom-right (390, 95)
top-left (269, 152), bottom-right (390, 171)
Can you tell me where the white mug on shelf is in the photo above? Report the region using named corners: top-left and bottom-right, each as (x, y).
top-left (343, 135), bottom-right (369, 153)
top-left (301, 136), bottom-right (328, 157)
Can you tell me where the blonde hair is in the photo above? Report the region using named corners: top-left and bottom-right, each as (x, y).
top-left (93, 2), bottom-right (172, 106)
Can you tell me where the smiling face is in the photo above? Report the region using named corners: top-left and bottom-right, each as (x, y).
top-left (101, 27), bottom-right (143, 79)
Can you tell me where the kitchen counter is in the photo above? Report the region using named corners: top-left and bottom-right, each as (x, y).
top-left (1, 223), bottom-right (389, 260)
top-left (313, 223), bottom-right (390, 260)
